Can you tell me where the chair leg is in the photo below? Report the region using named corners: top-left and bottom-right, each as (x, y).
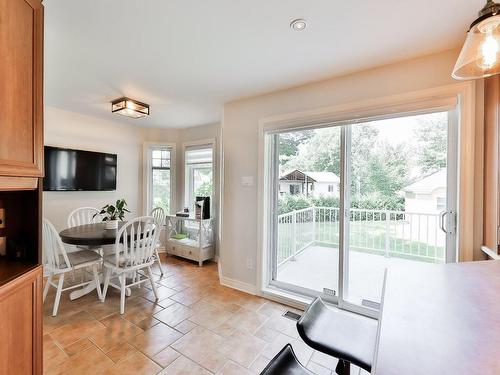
top-left (146, 266), bottom-right (159, 300)
top-left (119, 274), bottom-right (126, 315)
top-left (155, 249), bottom-right (164, 275)
top-left (43, 273), bottom-right (52, 302)
top-left (101, 267), bottom-right (111, 302)
top-left (335, 360), bottom-right (351, 375)
top-left (92, 264), bottom-right (102, 300)
top-left (52, 274), bottom-right (65, 317)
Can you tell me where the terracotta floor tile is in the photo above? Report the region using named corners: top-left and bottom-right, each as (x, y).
top-left (158, 355), bottom-right (212, 375)
top-left (43, 257), bottom-right (307, 374)
top-left (43, 334), bottom-right (69, 371)
top-left (254, 325), bottom-right (281, 343)
top-left (103, 350), bottom-right (162, 375)
top-left (189, 303), bottom-right (234, 330)
top-left (263, 314), bottom-right (301, 339)
top-left (217, 329), bottom-right (267, 367)
top-left (216, 361), bottom-right (253, 375)
top-left (143, 285), bottom-right (178, 302)
top-left (45, 345), bottom-right (114, 375)
top-left (224, 308), bottom-right (269, 334)
top-left (307, 360), bottom-right (333, 375)
top-left (154, 302), bottom-right (194, 327)
top-left (152, 346), bottom-right (182, 368)
top-left (50, 311), bottom-right (107, 348)
top-left (127, 322), bottom-right (183, 357)
top-left (310, 350), bottom-right (339, 370)
top-left (249, 355), bottom-right (271, 374)
top-left (169, 288), bottom-right (204, 306)
top-left (105, 343), bottom-right (138, 363)
top-left (261, 333), bottom-right (313, 365)
top-left (89, 314), bottom-right (144, 352)
top-left (174, 320), bottom-right (197, 334)
top-left (171, 326), bottom-right (227, 372)
top-left (64, 338), bottom-right (95, 356)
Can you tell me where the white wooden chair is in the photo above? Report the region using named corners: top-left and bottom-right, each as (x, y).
top-left (150, 207), bottom-right (166, 275)
top-left (101, 216), bottom-right (161, 314)
top-left (67, 207), bottom-right (101, 228)
top-left (42, 218), bottom-right (102, 316)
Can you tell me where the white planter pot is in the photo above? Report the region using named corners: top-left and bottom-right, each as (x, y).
top-left (105, 220), bottom-right (118, 230)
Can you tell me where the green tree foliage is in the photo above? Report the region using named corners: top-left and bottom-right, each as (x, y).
top-left (413, 112), bottom-right (447, 174)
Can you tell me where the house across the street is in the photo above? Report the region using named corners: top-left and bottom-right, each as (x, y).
top-left (279, 169), bottom-right (340, 197)
top-left (403, 169), bottom-right (447, 214)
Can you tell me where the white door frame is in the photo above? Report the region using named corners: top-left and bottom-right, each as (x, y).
top-left (257, 82), bottom-right (475, 316)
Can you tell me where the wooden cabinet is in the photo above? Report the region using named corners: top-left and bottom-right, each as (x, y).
top-left (0, 0), bottom-right (44, 373)
top-left (0, 266), bottom-right (42, 375)
top-left (483, 75), bottom-right (500, 256)
top-left (0, 0), bottom-right (44, 178)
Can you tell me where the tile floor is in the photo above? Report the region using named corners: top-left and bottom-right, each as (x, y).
top-left (43, 255), bottom-right (365, 375)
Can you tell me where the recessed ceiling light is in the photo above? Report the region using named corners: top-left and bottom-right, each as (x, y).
top-left (290, 19), bottom-right (307, 31)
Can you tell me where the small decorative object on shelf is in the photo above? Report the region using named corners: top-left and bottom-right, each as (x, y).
top-left (176, 207), bottom-right (190, 217)
top-left (94, 199), bottom-right (130, 229)
top-left (166, 214), bottom-right (214, 266)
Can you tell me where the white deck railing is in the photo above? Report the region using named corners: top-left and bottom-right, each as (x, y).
top-left (278, 206), bottom-right (445, 266)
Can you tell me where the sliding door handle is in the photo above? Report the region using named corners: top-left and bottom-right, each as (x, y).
top-left (439, 211), bottom-right (447, 234)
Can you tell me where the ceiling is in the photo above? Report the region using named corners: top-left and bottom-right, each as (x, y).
top-left (44, 0), bottom-right (484, 128)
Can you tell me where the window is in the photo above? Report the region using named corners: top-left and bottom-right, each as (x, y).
top-left (290, 184), bottom-right (300, 194)
top-left (328, 184), bottom-right (335, 192)
top-left (436, 196), bottom-right (446, 211)
top-left (184, 146), bottom-right (213, 211)
top-left (145, 144), bottom-right (173, 215)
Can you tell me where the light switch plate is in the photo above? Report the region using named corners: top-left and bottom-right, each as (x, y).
top-left (0, 208), bottom-right (4, 228)
top-left (0, 237), bottom-right (6, 256)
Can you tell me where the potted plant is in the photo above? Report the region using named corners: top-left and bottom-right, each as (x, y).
top-left (95, 199), bottom-right (130, 229)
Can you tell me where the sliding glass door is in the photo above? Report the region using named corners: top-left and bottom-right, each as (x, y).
top-left (266, 108), bottom-right (458, 315)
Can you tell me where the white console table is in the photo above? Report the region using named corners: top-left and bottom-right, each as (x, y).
top-left (165, 215), bottom-right (214, 266)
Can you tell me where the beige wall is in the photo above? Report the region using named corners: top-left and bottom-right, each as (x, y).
top-left (44, 107), bottom-right (221, 239)
top-left (220, 48), bottom-right (484, 287)
top-left (44, 107), bottom-right (144, 231)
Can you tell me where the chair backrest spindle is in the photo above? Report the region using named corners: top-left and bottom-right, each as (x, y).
top-left (67, 207), bottom-right (101, 228)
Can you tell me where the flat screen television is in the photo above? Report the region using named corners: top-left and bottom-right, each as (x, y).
top-left (44, 146), bottom-right (117, 191)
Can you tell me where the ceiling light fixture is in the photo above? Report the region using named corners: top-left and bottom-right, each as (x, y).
top-left (453, 0), bottom-right (500, 80)
top-left (111, 97), bottom-right (150, 119)
top-left (290, 19), bottom-right (307, 31)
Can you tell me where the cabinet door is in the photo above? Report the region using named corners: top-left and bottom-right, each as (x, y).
top-left (0, 266), bottom-right (43, 375)
top-left (0, 0), bottom-right (44, 177)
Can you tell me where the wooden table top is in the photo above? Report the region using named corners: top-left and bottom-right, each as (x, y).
top-left (374, 260), bottom-right (500, 375)
top-left (59, 222), bottom-right (127, 246)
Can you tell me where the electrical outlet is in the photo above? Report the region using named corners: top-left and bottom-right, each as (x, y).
top-left (0, 208), bottom-right (4, 228)
top-left (246, 258), bottom-right (253, 269)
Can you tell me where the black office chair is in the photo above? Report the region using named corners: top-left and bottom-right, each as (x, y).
top-left (296, 297), bottom-right (378, 375)
top-left (260, 344), bottom-right (314, 375)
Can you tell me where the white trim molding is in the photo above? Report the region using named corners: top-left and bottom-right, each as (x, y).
top-left (257, 81), bottom-right (477, 308)
top-left (219, 275), bottom-right (258, 295)
top-left (481, 246), bottom-right (500, 260)
top-left (142, 142), bottom-right (177, 215)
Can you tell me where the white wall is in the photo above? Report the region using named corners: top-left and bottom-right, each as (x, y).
top-left (44, 106), bottom-right (221, 256)
top-left (220, 48), bottom-right (482, 287)
top-left (44, 107), bottom-right (144, 231)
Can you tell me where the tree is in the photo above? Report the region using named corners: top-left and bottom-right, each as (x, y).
top-left (413, 112), bottom-right (447, 174)
top-left (278, 130), bottom-right (313, 167)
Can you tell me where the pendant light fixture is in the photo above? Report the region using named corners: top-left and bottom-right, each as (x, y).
top-left (452, 0), bottom-right (500, 80)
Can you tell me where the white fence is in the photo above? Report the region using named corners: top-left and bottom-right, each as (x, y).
top-left (277, 206), bottom-right (445, 266)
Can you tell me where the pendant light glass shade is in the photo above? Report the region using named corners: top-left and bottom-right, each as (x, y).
top-left (453, 1), bottom-right (500, 80)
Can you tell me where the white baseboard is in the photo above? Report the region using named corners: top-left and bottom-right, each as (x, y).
top-left (219, 275), bottom-right (257, 295)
